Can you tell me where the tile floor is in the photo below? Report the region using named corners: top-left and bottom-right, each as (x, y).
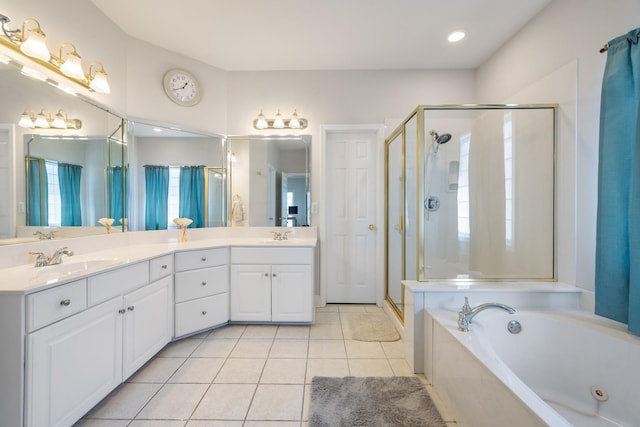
top-left (75, 304), bottom-right (456, 426)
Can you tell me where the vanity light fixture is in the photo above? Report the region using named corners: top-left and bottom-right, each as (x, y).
top-left (18, 108), bottom-right (82, 130)
top-left (0, 13), bottom-right (111, 94)
top-left (253, 109), bottom-right (308, 130)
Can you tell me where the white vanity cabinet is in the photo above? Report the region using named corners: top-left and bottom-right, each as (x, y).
top-left (230, 247), bottom-right (313, 323)
top-left (24, 257), bottom-right (173, 427)
top-left (174, 247), bottom-right (229, 337)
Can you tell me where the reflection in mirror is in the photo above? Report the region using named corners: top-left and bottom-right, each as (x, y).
top-left (228, 135), bottom-right (311, 227)
top-left (24, 127), bottom-right (126, 230)
top-left (0, 54), bottom-right (127, 244)
top-left (127, 121), bottom-right (227, 231)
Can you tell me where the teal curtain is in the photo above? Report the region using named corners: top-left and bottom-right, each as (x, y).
top-left (27, 158), bottom-right (47, 226)
top-left (179, 166), bottom-right (205, 228)
top-left (144, 165), bottom-right (169, 230)
top-left (595, 27), bottom-right (640, 334)
top-left (58, 163), bottom-right (82, 226)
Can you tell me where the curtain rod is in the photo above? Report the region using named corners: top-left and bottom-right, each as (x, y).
top-left (600, 43), bottom-right (609, 53)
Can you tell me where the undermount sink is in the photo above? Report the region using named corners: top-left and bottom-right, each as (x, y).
top-left (33, 258), bottom-right (125, 280)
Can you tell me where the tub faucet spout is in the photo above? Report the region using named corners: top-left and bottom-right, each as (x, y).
top-left (457, 297), bottom-right (516, 332)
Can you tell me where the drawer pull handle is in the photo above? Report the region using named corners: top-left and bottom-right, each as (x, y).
top-left (118, 309), bottom-right (126, 314)
top-left (161, 264), bottom-right (168, 269)
top-left (201, 310), bottom-right (207, 316)
top-left (128, 306), bottom-right (135, 311)
top-left (201, 257), bottom-right (207, 262)
top-left (201, 281), bottom-right (207, 286)
top-left (60, 299), bottom-right (71, 306)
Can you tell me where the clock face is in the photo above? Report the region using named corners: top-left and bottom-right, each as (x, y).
top-left (163, 70), bottom-right (201, 106)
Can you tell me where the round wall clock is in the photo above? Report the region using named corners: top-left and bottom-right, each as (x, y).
top-left (163, 69), bottom-right (202, 106)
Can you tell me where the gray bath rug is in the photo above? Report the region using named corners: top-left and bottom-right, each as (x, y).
top-left (342, 312), bottom-right (400, 341)
top-left (310, 376), bottom-right (446, 427)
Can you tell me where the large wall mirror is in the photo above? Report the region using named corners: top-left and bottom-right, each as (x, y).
top-left (126, 120), bottom-right (227, 231)
top-left (0, 55), bottom-right (127, 244)
top-left (228, 135), bottom-right (311, 227)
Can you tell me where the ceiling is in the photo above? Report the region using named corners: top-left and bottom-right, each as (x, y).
top-left (90, 0), bottom-right (552, 71)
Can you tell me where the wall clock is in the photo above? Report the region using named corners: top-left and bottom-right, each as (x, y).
top-left (163, 69), bottom-right (202, 106)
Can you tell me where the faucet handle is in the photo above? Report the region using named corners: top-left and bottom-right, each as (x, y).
top-left (461, 296), bottom-right (472, 313)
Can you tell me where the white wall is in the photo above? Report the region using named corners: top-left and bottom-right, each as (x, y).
top-left (226, 70), bottom-right (476, 227)
top-left (476, 0), bottom-right (640, 291)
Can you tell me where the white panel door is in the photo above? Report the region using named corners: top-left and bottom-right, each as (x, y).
top-left (326, 131), bottom-right (378, 303)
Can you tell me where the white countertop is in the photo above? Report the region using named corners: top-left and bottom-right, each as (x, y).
top-left (0, 227), bottom-right (317, 295)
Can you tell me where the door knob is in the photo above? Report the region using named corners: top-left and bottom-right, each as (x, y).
top-left (369, 224), bottom-right (376, 231)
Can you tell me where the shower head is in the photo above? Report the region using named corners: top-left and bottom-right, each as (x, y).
top-left (430, 129), bottom-right (452, 145)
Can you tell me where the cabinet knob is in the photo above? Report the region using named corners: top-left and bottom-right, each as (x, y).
top-left (264, 273), bottom-right (269, 277)
top-left (60, 299), bottom-right (71, 306)
top-left (201, 310), bottom-right (207, 316)
top-left (161, 264), bottom-right (168, 269)
top-left (201, 281), bottom-right (207, 286)
top-left (118, 309), bottom-right (126, 314)
top-left (201, 257), bottom-right (207, 262)
top-left (127, 306), bottom-right (135, 311)
top-left (272, 273), bottom-right (277, 277)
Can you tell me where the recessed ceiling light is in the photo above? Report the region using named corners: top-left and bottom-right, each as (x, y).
top-left (447, 31), bottom-right (466, 43)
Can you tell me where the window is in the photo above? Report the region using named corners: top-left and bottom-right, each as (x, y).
top-left (167, 166), bottom-right (180, 228)
top-left (503, 112), bottom-right (514, 250)
top-left (457, 133), bottom-right (471, 241)
top-left (45, 161), bottom-right (61, 226)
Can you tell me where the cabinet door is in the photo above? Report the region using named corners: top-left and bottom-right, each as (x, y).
top-left (123, 276), bottom-right (173, 378)
top-left (230, 265), bottom-right (271, 321)
top-left (271, 264), bottom-right (313, 322)
top-left (26, 297), bottom-right (123, 427)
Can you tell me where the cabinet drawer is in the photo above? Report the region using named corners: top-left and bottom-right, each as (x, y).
top-left (174, 293), bottom-right (229, 337)
top-left (150, 254), bottom-right (174, 282)
top-left (175, 247), bottom-right (228, 272)
top-left (175, 265), bottom-right (229, 303)
top-left (27, 279), bottom-right (88, 332)
top-left (231, 247), bottom-right (313, 264)
top-left (88, 262), bottom-right (149, 306)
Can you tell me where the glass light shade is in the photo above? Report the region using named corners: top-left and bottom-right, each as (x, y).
top-left (255, 111), bottom-right (268, 129)
top-left (273, 110), bottom-right (285, 129)
top-left (34, 113), bottom-right (50, 128)
top-left (18, 112), bottom-right (34, 128)
top-left (89, 70), bottom-right (110, 94)
top-left (60, 52), bottom-right (85, 80)
top-left (51, 112), bottom-right (67, 129)
top-left (289, 110), bottom-right (301, 129)
top-left (20, 30), bottom-right (50, 62)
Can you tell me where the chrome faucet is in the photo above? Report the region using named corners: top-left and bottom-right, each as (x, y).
top-left (29, 246), bottom-right (74, 267)
top-left (457, 296), bottom-right (516, 332)
top-left (33, 230), bottom-right (56, 240)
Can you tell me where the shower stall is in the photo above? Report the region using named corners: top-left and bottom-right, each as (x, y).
top-left (385, 105), bottom-right (558, 320)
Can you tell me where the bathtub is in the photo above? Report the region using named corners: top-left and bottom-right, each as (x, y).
top-left (426, 307), bottom-right (640, 427)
